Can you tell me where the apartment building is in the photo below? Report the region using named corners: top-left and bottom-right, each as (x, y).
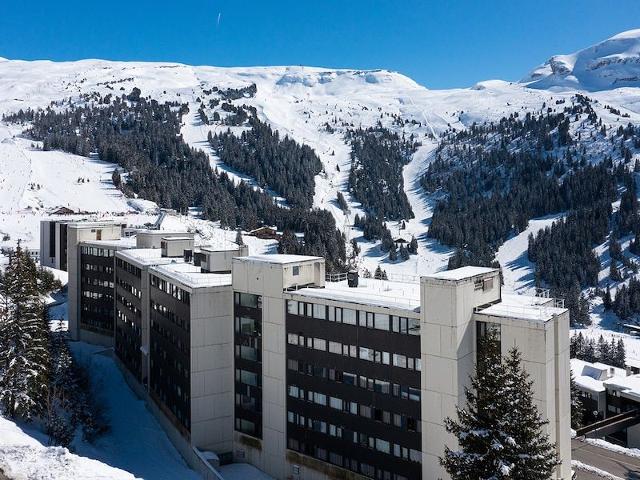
top-left (572, 358), bottom-right (640, 447)
top-left (53, 219), bottom-right (572, 479)
top-left (40, 219), bottom-right (125, 271)
top-left (110, 237), bottom-right (249, 464)
top-left (65, 222), bottom-right (194, 345)
top-left (231, 255), bottom-right (572, 480)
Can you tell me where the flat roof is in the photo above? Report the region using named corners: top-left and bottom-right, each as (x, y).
top-left (136, 230), bottom-right (192, 236)
top-left (117, 248), bottom-right (177, 267)
top-left (425, 266), bottom-right (496, 281)
top-left (67, 221), bottom-right (124, 228)
top-left (150, 262), bottom-right (231, 289)
top-left (234, 254), bottom-right (322, 265)
top-left (162, 236), bottom-right (194, 241)
top-left (570, 358), bottom-right (626, 394)
top-left (80, 237), bottom-right (136, 249)
top-left (293, 277), bottom-right (420, 312)
top-left (604, 375), bottom-right (640, 402)
top-left (200, 243), bottom-right (242, 253)
top-left (477, 293), bottom-right (567, 322)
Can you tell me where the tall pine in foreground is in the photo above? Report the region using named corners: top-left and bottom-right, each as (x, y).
top-left (0, 244), bottom-right (50, 419)
top-left (441, 332), bottom-right (557, 479)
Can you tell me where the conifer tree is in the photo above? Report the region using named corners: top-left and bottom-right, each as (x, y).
top-left (408, 236), bottom-right (418, 255)
top-left (235, 229), bottom-right (245, 246)
top-left (0, 244), bottom-right (50, 419)
top-left (570, 370), bottom-right (584, 429)
top-left (441, 331), bottom-right (557, 479)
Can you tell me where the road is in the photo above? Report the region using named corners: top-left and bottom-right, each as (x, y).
top-left (573, 438), bottom-right (640, 479)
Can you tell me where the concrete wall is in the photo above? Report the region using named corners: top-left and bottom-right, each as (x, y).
top-left (202, 245), bottom-right (249, 273)
top-left (190, 286), bottom-right (235, 454)
top-left (419, 270), bottom-right (501, 480)
top-left (475, 310), bottom-right (571, 479)
top-left (39, 220), bottom-right (55, 269)
top-left (136, 231), bottom-right (195, 249)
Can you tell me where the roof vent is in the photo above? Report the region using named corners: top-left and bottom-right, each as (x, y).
top-left (347, 270), bottom-right (359, 288)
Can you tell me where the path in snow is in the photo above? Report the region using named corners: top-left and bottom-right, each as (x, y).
top-left (496, 214), bottom-right (564, 294)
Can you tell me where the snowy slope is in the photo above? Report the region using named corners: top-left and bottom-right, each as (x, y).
top-left (523, 29), bottom-right (640, 91)
top-left (2, 30), bottom-right (640, 282)
top-left (0, 415), bottom-right (139, 480)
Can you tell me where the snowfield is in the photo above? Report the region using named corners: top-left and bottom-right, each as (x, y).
top-left (3, 31), bottom-right (640, 280)
top-left (0, 415), bottom-right (138, 480)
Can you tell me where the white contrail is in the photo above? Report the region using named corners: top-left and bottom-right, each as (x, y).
top-left (217, 12), bottom-right (222, 27)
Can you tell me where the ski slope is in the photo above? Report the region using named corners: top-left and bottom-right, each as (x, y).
top-left (2, 30), bottom-right (640, 281)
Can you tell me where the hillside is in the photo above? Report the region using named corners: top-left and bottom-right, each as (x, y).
top-left (2, 30), bottom-right (640, 293)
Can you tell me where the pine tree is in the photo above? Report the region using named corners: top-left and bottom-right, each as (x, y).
top-left (570, 370), bottom-right (584, 429)
top-left (615, 338), bottom-right (626, 368)
top-left (603, 286), bottom-right (612, 310)
top-left (502, 348), bottom-right (558, 478)
top-left (596, 335), bottom-right (610, 363)
top-left (235, 229), bottom-right (245, 246)
top-left (441, 331), bottom-right (557, 479)
top-left (0, 244), bottom-right (50, 419)
top-left (408, 236), bottom-right (418, 255)
top-left (388, 242), bottom-right (398, 261)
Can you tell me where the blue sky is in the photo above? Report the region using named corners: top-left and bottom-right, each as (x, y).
top-left (1, 1), bottom-right (639, 89)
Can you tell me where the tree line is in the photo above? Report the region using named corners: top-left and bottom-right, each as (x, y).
top-left (6, 91), bottom-right (347, 271)
top-left (347, 127), bottom-right (418, 221)
top-left (0, 245), bottom-right (108, 446)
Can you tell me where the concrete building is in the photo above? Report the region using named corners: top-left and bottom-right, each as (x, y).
top-left (40, 219), bottom-right (125, 271)
top-left (571, 358), bottom-right (640, 447)
top-left (114, 241), bottom-right (249, 458)
top-left (231, 256), bottom-right (572, 480)
top-left (54, 219), bottom-right (572, 480)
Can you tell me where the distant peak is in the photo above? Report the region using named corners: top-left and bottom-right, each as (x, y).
top-left (522, 29), bottom-right (640, 91)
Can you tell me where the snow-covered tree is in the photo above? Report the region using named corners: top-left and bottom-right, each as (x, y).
top-left (0, 244), bottom-right (50, 420)
top-left (441, 331), bottom-right (557, 479)
top-left (570, 370), bottom-right (585, 429)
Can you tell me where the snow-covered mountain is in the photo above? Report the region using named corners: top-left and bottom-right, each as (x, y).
top-left (2, 30), bottom-right (640, 283)
top-left (522, 29), bottom-right (640, 91)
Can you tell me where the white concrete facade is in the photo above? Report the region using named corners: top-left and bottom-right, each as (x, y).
top-left (66, 222), bottom-right (124, 343)
top-left (231, 259), bottom-right (571, 480)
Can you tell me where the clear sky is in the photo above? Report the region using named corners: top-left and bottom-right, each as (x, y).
top-left (2, 1), bottom-right (639, 89)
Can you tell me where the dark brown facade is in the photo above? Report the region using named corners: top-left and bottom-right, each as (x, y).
top-left (114, 257), bottom-right (143, 382)
top-left (79, 245), bottom-right (115, 335)
top-left (285, 300), bottom-right (422, 480)
top-left (149, 274), bottom-right (192, 436)
top-left (234, 292), bottom-right (263, 439)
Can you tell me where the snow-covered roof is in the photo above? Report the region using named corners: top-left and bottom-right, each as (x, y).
top-left (234, 254), bottom-right (322, 265)
top-left (571, 358), bottom-right (627, 394)
top-left (116, 248), bottom-right (176, 267)
top-left (80, 237), bottom-right (137, 249)
top-left (292, 277), bottom-right (420, 312)
top-left (478, 294), bottom-right (567, 322)
top-left (150, 262), bottom-right (231, 289)
top-left (199, 241), bottom-right (241, 253)
top-left (425, 266), bottom-right (496, 281)
top-left (604, 375), bottom-right (640, 402)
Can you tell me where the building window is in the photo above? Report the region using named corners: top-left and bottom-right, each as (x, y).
top-left (477, 321), bottom-right (501, 363)
top-left (292, 266), bottom-right (300, 276)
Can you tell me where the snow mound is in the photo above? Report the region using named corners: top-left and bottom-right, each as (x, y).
top-left (0, 416), bottom-right (137, 480)
top-left (522, 29), bottom-right (640, 91)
